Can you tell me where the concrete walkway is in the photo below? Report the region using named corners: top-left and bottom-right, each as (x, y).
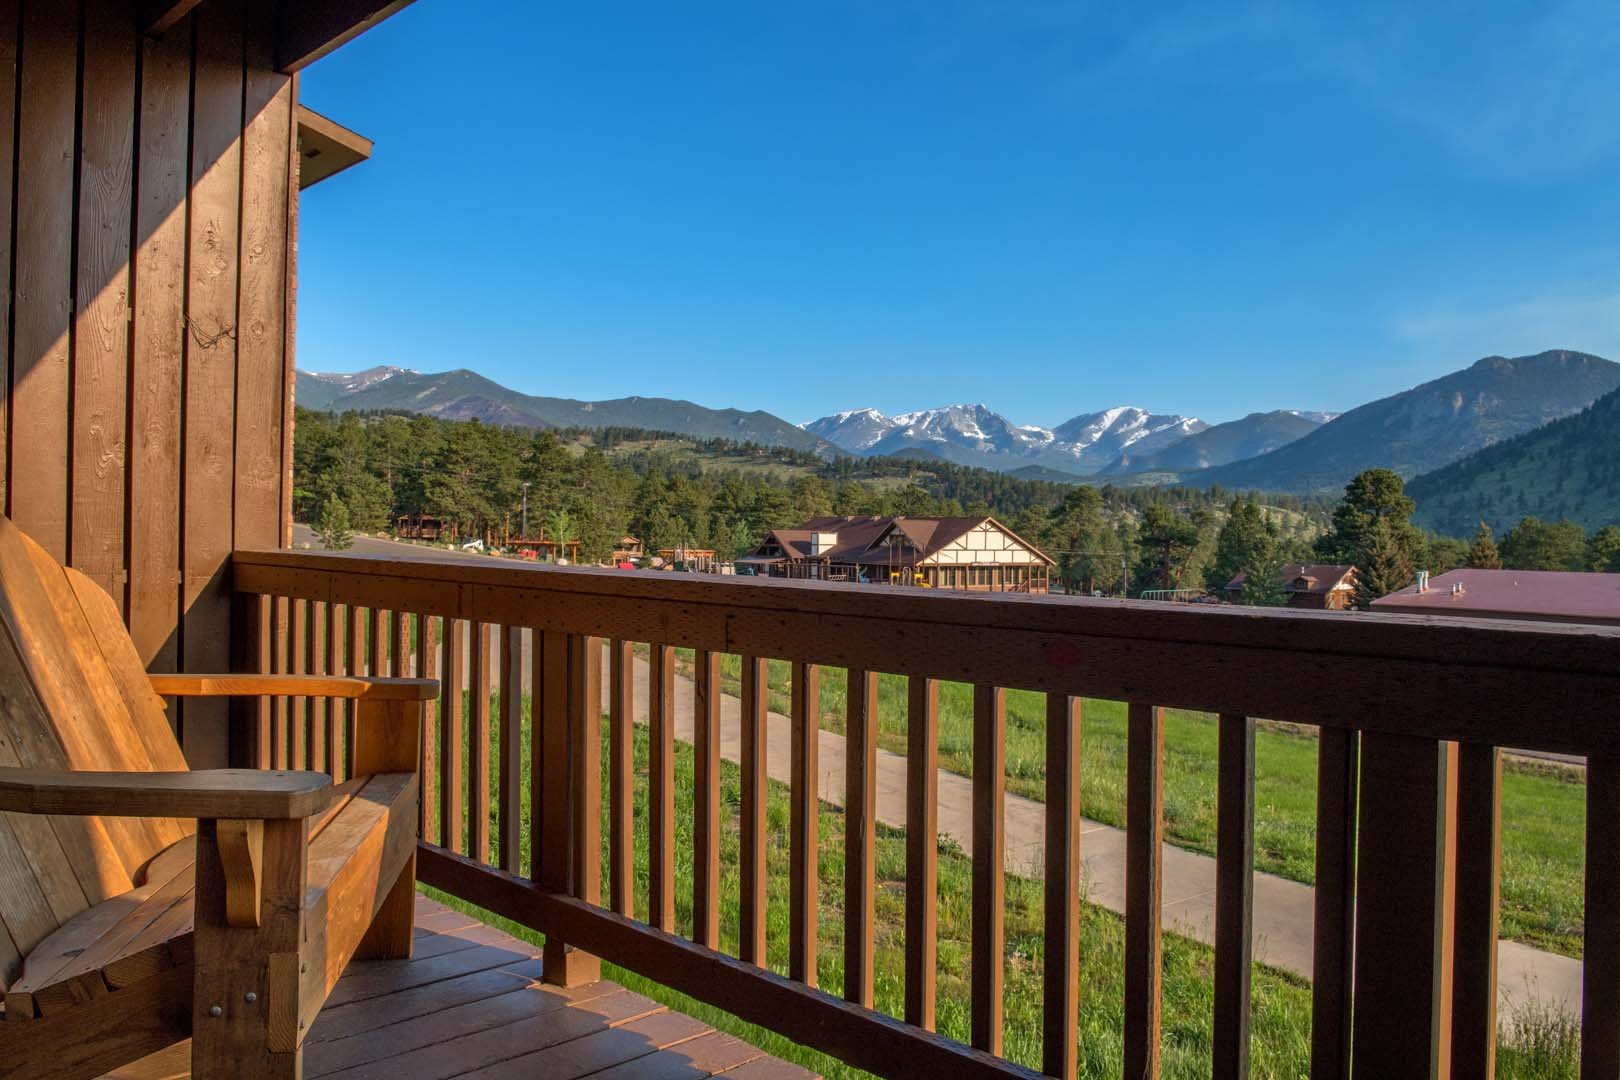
top-left (600, 650), bottom-right (1581, 1022)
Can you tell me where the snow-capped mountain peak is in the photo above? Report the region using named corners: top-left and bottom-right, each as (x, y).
top-left (802, 401), bottom-right (1206, 475)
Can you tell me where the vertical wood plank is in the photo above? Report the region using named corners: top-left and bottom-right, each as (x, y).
top-left (1584, 753), bottom-right (1620, 1077)
top-left (229, 592), bottom-right (270, 769)
top-left (971, 683), bottom-right (1005, 1055)
top-left (468, 620), bottom-right (491, 863)
top-left (498, 625), bottom-right (522, 871)
top-left (529, 624), bottom-right (544, 883)
top-left (127, 16), bottom-right (189, 671)
top-left (693, 649), bottom-right (722, 949)
top-left (1352, 733), bottom-right (1454, 1078)
top-left (1452, 742), bottom-right (1501, 1080)
top-left (439, 616), bottom-right (464, 852)
top-left (181, 0), bottom-right (245, 767)
top-left (9, 0), bottom-right (76, 558)
top-left (415, 612), bottom-right (437, 835)
top-left (844, 668), bottom-right (878, 1008)
top-left (1043, 694), bottom-right (1081, 1079)
top-left (905, 676), bottom-right (939, 1031)
top-left (0, 0), bottom-right (15, 518)
top-left (739, 654), bottom-right (768, 965)
top-left (1312, 726), bottom-right (1358, 1080)
top-left (72, 0), bottom-right (136, 609)
top-left (233, 1), bottom-right (291, 557)
top-left (608, 638), bottom-right (634, 916)
top-left (1125, 702), bottom-right (1164, 1080)
top-left (789, 660), bottom-right (819, 988)
top-left (1214, 713), bottom-right (1255, 1080)
top-left (647, 643), bottom-right (676, 934)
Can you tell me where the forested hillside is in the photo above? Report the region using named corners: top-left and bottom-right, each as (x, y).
top-left (291, 407), bottom-right (1334, 593)
top-left (1408, 385), bottom-right (1620, 534)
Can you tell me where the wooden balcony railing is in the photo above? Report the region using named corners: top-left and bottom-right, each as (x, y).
top-left (229, 549), bottom-right (1620, 1079)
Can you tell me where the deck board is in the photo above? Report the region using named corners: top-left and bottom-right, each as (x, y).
top-left (99, 895), bottom-right (815, 1079)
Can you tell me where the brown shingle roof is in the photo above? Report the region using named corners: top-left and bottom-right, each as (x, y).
top-left (1226, 564), bottom-right (1356, 595)
top-left (1372, 568), bottom-right (1620, 625)
top-left (746, 515), bottom-right (1052, 567)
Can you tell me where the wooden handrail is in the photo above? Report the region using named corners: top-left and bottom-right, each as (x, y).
top-left (231, 549), bottom-right (1620, 1080)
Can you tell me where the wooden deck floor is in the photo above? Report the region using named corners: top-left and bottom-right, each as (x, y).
top-left (104, 896), bottom-right (816, 1080)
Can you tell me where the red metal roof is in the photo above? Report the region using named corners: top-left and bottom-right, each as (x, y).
top-left (1372, 568), bottom-right (1620, 625)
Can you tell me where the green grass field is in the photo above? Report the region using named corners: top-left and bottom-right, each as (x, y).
top-left (665, 652), bottom-right (1587, 960)
top-left (423, 694), bottom-right (1580, 1079)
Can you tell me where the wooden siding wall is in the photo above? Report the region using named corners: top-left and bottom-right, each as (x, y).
top-left (0, 0), bottom-right (297, 766)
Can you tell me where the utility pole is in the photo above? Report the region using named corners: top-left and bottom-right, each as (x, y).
top-left (521, 481), bottom-right (531, 538)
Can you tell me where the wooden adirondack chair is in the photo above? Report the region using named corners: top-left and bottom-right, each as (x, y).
top-left (0, 516), bottom-right (435, 1079)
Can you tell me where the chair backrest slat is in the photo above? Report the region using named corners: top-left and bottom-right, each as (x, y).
top-left (0, 516), bottom-right (193, 983)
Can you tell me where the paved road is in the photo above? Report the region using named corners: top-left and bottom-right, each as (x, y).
top-left (292, 524), bottom-right (1583, 1018)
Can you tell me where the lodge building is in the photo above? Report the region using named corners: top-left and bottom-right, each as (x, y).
top-left (738, 515), bottom-right (1053, 593)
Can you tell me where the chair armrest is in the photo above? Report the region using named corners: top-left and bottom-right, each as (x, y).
top-left (150, 673), bottom-right (439, 701)
top-left (0, 767), bottom-right (333, 819)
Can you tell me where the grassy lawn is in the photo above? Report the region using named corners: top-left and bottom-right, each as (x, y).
top-left (670, 651), bottom-right (1587, 959)
top-left (423, 693), bottom-right (1579, 1079)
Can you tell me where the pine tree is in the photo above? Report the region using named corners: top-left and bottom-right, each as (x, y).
top-left (1238, 545), bottom-right (1289, 606)
top-left (1354, 519), bottom-right (1415, 608)
top-left (315, 495), bottom-right (353, 551)
top-left (1589, 524), bottom-right (1620, 573)
top-left (1466, 522), bottom-right (1503, 569)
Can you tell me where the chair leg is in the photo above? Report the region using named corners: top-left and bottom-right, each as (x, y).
top-left (192, 819), bottom-right (308, 1079)
top-left (355, 851), bottom-right (416, 961)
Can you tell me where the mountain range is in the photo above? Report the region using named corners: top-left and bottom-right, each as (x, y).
top-left (298, 348), bottom-right (1620, 496)
top-left (295, 367), bottom-right (836, 453)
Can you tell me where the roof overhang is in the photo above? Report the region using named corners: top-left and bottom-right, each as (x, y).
top-left (297, 107), bottom-right (374, 189)
top-left (141, 1), bottom-right (418, 74)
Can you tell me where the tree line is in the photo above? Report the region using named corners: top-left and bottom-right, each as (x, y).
top-left (292, 409), bottom-right (1616, 606)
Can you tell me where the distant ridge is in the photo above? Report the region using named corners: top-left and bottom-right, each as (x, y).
top-left (1408, 383), bottom-right (1620, 534)
top-left (296, 366), bottom-right (838, 453)
top-left (1183, 350), bottom-right (1620, 493)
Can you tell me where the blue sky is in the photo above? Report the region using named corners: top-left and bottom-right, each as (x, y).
top-left (297, 1), bottom-right (1620, 426)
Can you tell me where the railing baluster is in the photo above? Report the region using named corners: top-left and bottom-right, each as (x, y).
top-left (234, 592), bottom-right (270, 769)
top-left (289, 596), bottom-right (307, 769)
top-left (971, 683), bottom-right (1005, 1055)
top-left (1312, 726), bottom-right (1359, 1080)
top-left (469, 620), bottom-right (492, 863)
top-left (269, 595), bottom-right (288, 769)
top-left (368, 607), bottom-right (386, 678)
top-left (845, 668), bottom-right (878, 1008)
top-left (323, 602), bottom-right (342, 778)
top-left (391, 610), bottom-right (410, 676)
top-left (440, 616), bottom-right (465, 853)
top-left (1351, 734), bottom-right (1455, 1076)
top-left (416, 613), bottom-right (438, 836)
top-left (345, 603), bottom-right (365, 779)
top-left (1452, 742), bottom-right (1501, 1078)
top-left (538, 630), bottom-right (603, 984)
top-left (648, 643), bottom-right (676, 934)
top-left (1043, 694), bottom-right (1081, 1079)
top-left (694, 649), bottom-right (722, 948)
top-left (568, 634), bottom-right (602, 979)
top-left (790, 660), bottom-right (820, 987)
top-left (307, 600), bottom-right (326, 774)
top-left (905, 676), bottom-right (939, 1031)
top-left (740, 654), bottom-right (768, 965)
top-left (1125, 702), bottom-right (1164, 1080)
top-left (1584, 753), bottom-right (1620, 1076)
top-left (608, 639), bottom-right (634, 916)
top-left (1214, 713), bottom-right (1255, 1080)
top-left (498, 625), bottom-right (523, 872)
